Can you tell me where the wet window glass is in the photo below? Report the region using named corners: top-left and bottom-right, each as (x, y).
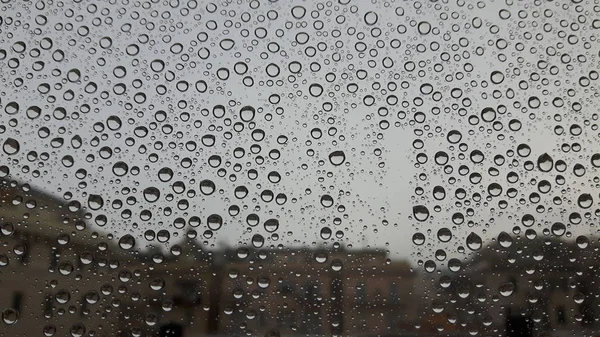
top-left (1, 1), bottom-right (599, 337)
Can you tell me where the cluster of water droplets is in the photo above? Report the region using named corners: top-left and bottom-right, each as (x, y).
top-left (403, 0), bottom-right (600, 334)
top-left (1, 0), bottom-right (600, 335)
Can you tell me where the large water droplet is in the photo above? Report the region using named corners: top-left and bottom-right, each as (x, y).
top-left (577, 193), bottom-right (593, 209)
top-left (264, 219), bottom-right (279, 233)
top-left (412, 205), bottom-right (430, 221)
top-left (466, 232), bottom-right (482, 251)
top-left (551, 222), bottom-right (566, 236)
top-left (112, 161), bottom-right (129, 176)
top-left (118, 234), bottom-right (136, 250)
top-left (490, 71), bottom-right (505, 84)
top-left (591, 153), bottom-right (600, 167)
top-left (437, 228), bottom-right (452, 242)
top-left (87, 194), bottom-right (104, 210)
top-left (433, 186), bottom-right (446, 200)
top-left (537, 153), bottom-right (554, 172)
top-left (143, 187), bottom-right (160, 203)
top-left (498, 232), bottom-right (513, 248)
top-left (1, 308), bottom-right (18, 325)
top-left (447, 130), bottom-right (462, 144)
top-left (576, 235), bottom-right (589, 249)
top-left (200, 180), bottom-right (216, 195)
top-left (320, 195), bottom-right (334, 208)
top-left (328, 151), bottom-right (346, 166)
top-left (364, 11), bottom-right (378, 25)
top-left (158, 167), bottom-right (173, 182)
top-left (240, 106), bottom-right (256, 122)
top-left (417, 21), bottom-right (431, 35)
top-left (2, 138), bottom-right (20, 155)
top-left (320, 227), bottom-right (332, 240)
top-left (522, 214), bottom-right (535, 227)
top-left (251, 234), bottom-right (264, 248)
top-left (481, 107), bottom-right (496, 122)
top-left (207, 214), bottom-right (223, 230)
top-left (412, 232), bottom-right (425, 245)
top-left (499, 282), bottom-right (515, 297)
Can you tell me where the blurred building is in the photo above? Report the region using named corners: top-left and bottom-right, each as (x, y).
top-left (0, 178), bottom-right (129, 337)
top-left (0, 179), bottom-right (424, 337)
top-left (216, 247), bottom-right (421, 336)
top-left (432, 235), bottom-right (600, 337)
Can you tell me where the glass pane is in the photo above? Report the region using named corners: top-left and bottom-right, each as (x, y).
top-left (0, 1), bottom-right (599, 337)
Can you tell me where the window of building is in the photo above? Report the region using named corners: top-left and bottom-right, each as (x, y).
top-left (557, 306), bottom-right (566, 325)
top-left (12, 292), bottom-right (23, 312)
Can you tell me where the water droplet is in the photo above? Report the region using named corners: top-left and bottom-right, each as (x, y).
top-left (69, 323), bottom-right (86, 337)
top-left (143, 187), bottom-right (160, 203)
top-left (112, 162), bottom-right (129, 176)
top-left (576, 235), bottom-right (589, 249)
top-left (417, 21), bottom-right (431, 35)
top-left (466, 232), bottom-right (482, 251)
top-left (1, 308), bottom-right (18, 325)
top-left (328, 151), bottom-right (346, 166)
top-left (537, 153), bottom-right (554, 172)
top-left (481, 107), bottom-right (496, 122)
top-left (447, 130), bottom-right (462, 144)
top-left (433, 186), bottom-right (446, 200)
top-left (320, 227), bottom-right (332, 240)
top-left (4, 101), bottom-right (19, 115)
top-left (264, 219), bottom-right (279, 233)
top-left (412, 232), bottom-right (425, 245)
top-left (118, 234), bottom-right (136, 250)
top-left (577, 193), bottom-right (593, 209)
top-left (251, 234), bottom-right (264, 248)
top-left (240, 106), bottom-right (256, 122)
top-left (26, 106), bottom-right (41, 119)
top-left (499, 282), bottom-right (515, 297)
top-left (309, 83), bottom-right (324, 97)
top-left (219, 38), bottom-right (235, 51)
top-left (331, 259), bottom-right (343, 271)
top-left (207, 214), bottom-right (223, 231)
top-left (487, 183), bottom-right (503, 197)
top-left (87, 194), bottom-right (104, 210)
top-left (551, 222), bottom-right (566, 236)
top-left (320, 195), bottom-right (334, 208)
top-left (364, 11), bottom-right (378, 25)
top-left (413, 205), bottom-right (430, 221)
top-left (200, 180), bottom-right (216, 195)
top-left (437, 228), bottom-right (452, 242)
top-left (2, 138), bottom-right (20, 155)
top-left (490, 71), bottom-right (505, 84)
top-left (158, 167), bottom-right (173, 182)
top-left (291, 6), bottom-right (306, 19)
top-left (522, 214), bottom-right (535, 227)
top-left (591, 154), bottom-right (600, 167)
top-left (498, 232), bottom-right (513, 248)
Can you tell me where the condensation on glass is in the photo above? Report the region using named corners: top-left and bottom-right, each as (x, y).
top-left (0, 0), bottom-right (599, 337)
